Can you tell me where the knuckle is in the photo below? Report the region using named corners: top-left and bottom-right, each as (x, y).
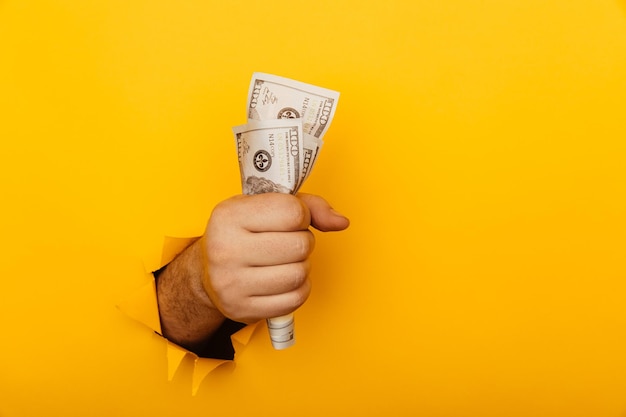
top-left (293, 233), bottom-right (312, 260)
top-left (291, 281), bottom-right (311, 310)
top-left (206, 269), bottom-right (241, 305)
top-left (205, 235), bottom-right (245, 268)
top-left (219, 295), bottom-right (245, 321)
top-left (291, 262), bottom-right (309, 289)
top-left (209, 199), bottom-right (232, 223)
top-left (283, 197), bottom-right (309, 229)
top-left (290, 293), bottom-right (307, 311)
top-left (205, 238), bottom-right (232, 265)
top-left (207, 196), bottom-right (244, 230)
top-left (206, 271), bottom-right (228, 296)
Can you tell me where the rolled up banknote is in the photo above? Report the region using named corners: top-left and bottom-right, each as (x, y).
top-left (232, 119), bottom-right (303, 350)
top-left (247, 72), bottom-right (339, 141)
top-left (233, 119), bottom-right (303, 196)
top-left (247, 73), bottom-right (338, 192)
top-left (233, 73), bottom-right (339, 349)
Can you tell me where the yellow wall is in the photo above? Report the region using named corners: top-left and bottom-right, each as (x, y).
top-left (1, 0), bottom-right (626, 415)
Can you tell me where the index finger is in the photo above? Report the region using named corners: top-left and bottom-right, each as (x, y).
top-left (213, 193), bottom-right (311, 233)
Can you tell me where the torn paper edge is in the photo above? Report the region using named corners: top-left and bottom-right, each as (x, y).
top-left (118, 235), bottom-right (260, 394)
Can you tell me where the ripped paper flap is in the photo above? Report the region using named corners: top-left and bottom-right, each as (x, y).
top-left (117, 276), bottom-right (162, 335)
top-left (119, 236), bottom-right (259, 394)
top-left (166, 340), bottom-right (189, 381)
top-left (161, 236), bottom-right (198, 266)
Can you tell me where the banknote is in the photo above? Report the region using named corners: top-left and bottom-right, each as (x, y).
top-left (234, 74), bottom-right (339, 349)
top-left (247, 72), bottom-right (339, 141)
top-left (296, 134), bottom-right (323, 192)
top-left (246, 72), bottom-right (336, 191)
top-left (232, 118), bottom-right (306, 349)
top-left (266, 314), bottom-right (295, 350)
top-left (233, 119), bottom-right (304, 195)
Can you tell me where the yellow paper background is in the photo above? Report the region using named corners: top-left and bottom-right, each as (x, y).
top-left (1, 0), bottom-right (626, 415)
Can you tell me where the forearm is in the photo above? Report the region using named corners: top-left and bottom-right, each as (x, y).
top-left (155, 237), bottom-right (226, 352)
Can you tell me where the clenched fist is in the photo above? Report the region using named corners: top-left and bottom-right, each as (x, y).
top-left (156, 193), bottom-right (349, 354)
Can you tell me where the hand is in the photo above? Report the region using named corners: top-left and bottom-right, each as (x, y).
top-left (201, 193), bottom-right (349, 324)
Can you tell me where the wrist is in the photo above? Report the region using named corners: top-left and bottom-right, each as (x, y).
top-left (156, 236), bottom-right (226, 348)
top-left (189, 236), bottom-right (222, 314)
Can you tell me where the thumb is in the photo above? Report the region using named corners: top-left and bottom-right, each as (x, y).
top-left (297, 193), bottom-right (350, 232)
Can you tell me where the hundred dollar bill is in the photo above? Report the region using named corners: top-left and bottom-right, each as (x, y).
top-left (296, 134), bottom-right (323, 192)
top-left (232, 118), bottom-right (305, 349)
top-left (247, 72), bottom-right (339, 141)
top-left (234, 74), bottom-right (339, 350)
top-left (233, 118), bottom-right (304, 196)
top-left (247, 73), bottom-right (336, 191)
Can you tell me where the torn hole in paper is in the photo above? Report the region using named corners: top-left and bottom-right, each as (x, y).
top-left (118, 235), bottom-right (260, 394)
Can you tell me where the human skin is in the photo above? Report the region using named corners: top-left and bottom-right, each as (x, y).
top-left (155, 193), bottom-right (350, 353)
